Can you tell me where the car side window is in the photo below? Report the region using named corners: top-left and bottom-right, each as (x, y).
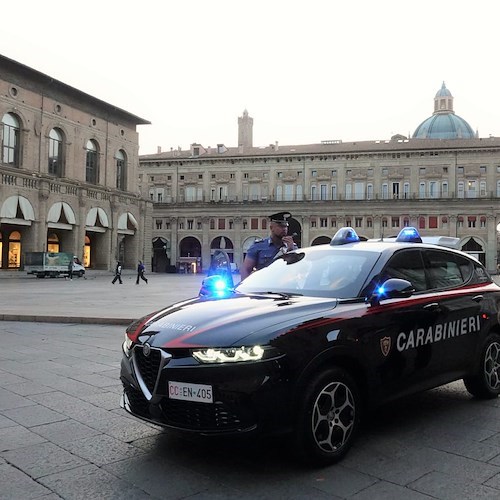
top-left (383, 249), bottom-right (427, 292)
top-left (424, 249), bottom-right (464, 289)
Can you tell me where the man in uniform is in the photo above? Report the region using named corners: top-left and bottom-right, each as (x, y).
top-left (240, 212), bottom-right (297, 280)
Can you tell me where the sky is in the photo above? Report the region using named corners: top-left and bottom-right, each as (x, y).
top-left (2, 0), bottom-right (500, 155)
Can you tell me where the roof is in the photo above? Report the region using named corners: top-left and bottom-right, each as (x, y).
top-left (140, 136), bottom-right (500, 161)
top-left (0, 53), bottom-right (150, 126)
top-left (412, 113), bottom-right (475, 139)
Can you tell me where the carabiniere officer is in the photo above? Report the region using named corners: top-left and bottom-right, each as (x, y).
top-left (240, 212), bottom-right (298, 281)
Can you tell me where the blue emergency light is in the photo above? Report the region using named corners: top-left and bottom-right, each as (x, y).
top-left (395, 227), bottom-right (422, 243)
top-left (199, 275), bottom-right (233, 298)
top-left (330, 227), bottom-right (361, 246)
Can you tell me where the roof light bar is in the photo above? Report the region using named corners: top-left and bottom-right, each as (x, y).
top-left (330, 227), bottom-right (360, 246)
top-left (395, 227), bottom-right (422, 243)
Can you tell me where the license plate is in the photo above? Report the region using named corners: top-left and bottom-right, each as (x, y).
top-left (168, 381), bottom-right (213, 403)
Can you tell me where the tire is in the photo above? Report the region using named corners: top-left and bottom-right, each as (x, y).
top-left (464, 333), bottom-right (500, 399)
top-left (294, 367), bottom-right (360, 465)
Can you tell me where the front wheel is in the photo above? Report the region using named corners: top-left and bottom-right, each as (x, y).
top-left (464, 333), bottom-right (500, 399)
top-left (294, 367), bottom-right (360, 465)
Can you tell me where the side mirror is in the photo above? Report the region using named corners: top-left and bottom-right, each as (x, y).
top-left (199, 275), bottom-right (233, 298)
top-left (368, 278), bottom-right (415, 306)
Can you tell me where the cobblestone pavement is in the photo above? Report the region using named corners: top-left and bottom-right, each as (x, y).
top-left (1, 273), bottom-right (500, 498)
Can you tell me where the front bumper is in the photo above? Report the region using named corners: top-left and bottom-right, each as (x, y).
top-left (120, 345), bottom-right (292, 435)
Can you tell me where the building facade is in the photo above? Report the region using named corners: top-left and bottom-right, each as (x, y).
top-left (0, 54), bottom-right (152, 271)
top-left (139, 84), bottom-right (500, 275)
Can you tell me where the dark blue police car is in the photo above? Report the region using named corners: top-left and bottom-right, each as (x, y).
top-left (120, 227), bottom-right (500, 465)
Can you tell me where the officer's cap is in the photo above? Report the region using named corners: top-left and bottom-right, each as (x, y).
top-left (270, 211), bottom-right (292, 226)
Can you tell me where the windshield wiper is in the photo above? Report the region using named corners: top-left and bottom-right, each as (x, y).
top-left (252, 291), bottom-right (303, 299)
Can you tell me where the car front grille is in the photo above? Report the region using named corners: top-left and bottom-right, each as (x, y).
top-left (161, 398), bottom-right (250, 431)
top-left (124, 385), bottom-right (150, 418)
top-left (134, 346), bottom-right (162, 393)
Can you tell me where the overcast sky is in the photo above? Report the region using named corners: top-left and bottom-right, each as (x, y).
top-left (2, 0), bottom-right (500, 155)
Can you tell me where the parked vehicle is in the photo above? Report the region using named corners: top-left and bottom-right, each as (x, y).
top-left (24, 252), bottom-right (85, 278)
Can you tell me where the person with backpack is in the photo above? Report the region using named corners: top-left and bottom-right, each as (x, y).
top-left (136, 260), bottom-right (148, 284)
top-left (112, 261), bottom-right (123, 284)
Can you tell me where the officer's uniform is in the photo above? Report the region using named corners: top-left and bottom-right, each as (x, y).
top-left (246, 237), bottom-right (284, 271)
top-left (245, 211), bottom-right (298, 271)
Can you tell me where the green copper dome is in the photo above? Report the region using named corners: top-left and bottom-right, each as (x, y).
top-left (413, 82), bottom-right (475, 139)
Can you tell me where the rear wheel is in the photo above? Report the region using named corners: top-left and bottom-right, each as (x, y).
top-left (294, 367), bottom-right (360, 465)
top-left (464, 334), bottom-right (500, 399)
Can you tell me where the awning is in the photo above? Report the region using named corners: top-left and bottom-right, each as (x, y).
top-left (117, 212), bottom-right (138, 235)
top-left (86, 207), bottom-right (109, 232)
top-left (47, 202), bottom-right (76, 230)
top-left (0, 195), bottom-right (35, 226)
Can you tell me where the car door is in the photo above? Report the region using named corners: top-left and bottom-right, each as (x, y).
top-left (421, 248), bottom-right (483, 377)
top-left (360, 248), bottom-right (441, 402)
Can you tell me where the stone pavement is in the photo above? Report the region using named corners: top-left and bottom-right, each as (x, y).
top-left (0, 271), bottom-right (214, 325)
top-left (1, 273), bottom-right (500, 498)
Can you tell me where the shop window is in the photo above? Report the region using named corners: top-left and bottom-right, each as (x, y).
top-left (47, 233), bottom-right (60, 253)
top-left (8, 231), bottom-right (21, 268)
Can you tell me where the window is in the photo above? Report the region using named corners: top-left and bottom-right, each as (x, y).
top-left (331, 184), bottom-right (337, 200)
top-left (442, 182), bottom-right (448, 197)
top-left (197, 221), bottom-right (202, 230)
top-left (48, 128), bottom-right (63, 176)
top-left (312, 170), bottom-right (317, 177)
top-left (392, 182), bottom-right (400, 199)
top-left (157, 192), bottom-right (163, 202)
top-left (429, 216), bottom-right (438, 229)
top-left (311, 219), bottom-right (317, 228)
top-left (251, 218), bottom-right (258, 230)
top-left (320, 184), bottom-right (327, 200)
top-left (284, 184), bottom-right (294, 201)
top-left (468, 216), bottom-right (476, 228)
top-left (187, 220), bottom-right (194, 230)
top-left (355, 217), bottom-right (362, 228)
top-left (391, 217), bottom-right (400, 228)
top-left (458, 181), bottom-right (464, 198)
top-left (218, 219), bottom-right (225, 230)
top-left (210, 219), bottom-right (215, 230)
top-left (384, 249), bottom-right (426, 292)
top-left (367, 218), bottom-right (373, 228)
top-left (480, 181), bottom-right (487, 197)
top-left (311, 185), bottom-right (317, 200)
top-left (382, 183), bottom-right (388, 200)
top-left (2, 113), bottom-right (20, 166)
top-left (115, 149), bottom-right (126, 190)
top-left (345, 183), bottom-right (352, 200)
top-left (429, 181), bottom-right (438, 198)
top-left (419, 182), bottom-right (426, 198)
top-left (466, 180), bottom-right (477, 198)
top-left (419, 217), bottom-right (426, 229)
top-left (185, 186), bottom-right (196, 202)
top-left (480, 216), bottom-right (486, 228)
top-left (320, 218), bottom-right (328, 228)
top-left (85, 139), bottom-right (99, 184)
top-left (367, 184), bottom-right (373, 200)
top-left (382, 218), bottom-right (388, 228)
top-left (403, 182), bottom-right (410, 199)
top-left (155, 219), bottom-right (163, 230)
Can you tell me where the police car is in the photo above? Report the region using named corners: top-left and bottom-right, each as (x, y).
top-left (120, 227), bottom-right (500, 465)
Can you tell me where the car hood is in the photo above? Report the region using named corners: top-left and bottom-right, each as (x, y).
top-left (139, 294), bottom-right (338, 348)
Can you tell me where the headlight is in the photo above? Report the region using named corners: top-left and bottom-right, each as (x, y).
top-left (122, 334), bottom-right (133, 357)
top-left (192, 345), bottom-right (265, 364)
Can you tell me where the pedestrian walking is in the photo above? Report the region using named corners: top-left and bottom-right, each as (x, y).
top-left (112, 261), bottom-right (123, 284)
top-left (67, 257), bottom-right (74, 280)
top-left (136, 260), bottom-right (148, 284)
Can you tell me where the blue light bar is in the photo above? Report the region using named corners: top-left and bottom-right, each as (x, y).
top-left (330, 227), bottom-right (361, 246)
top-left (395, 227), bottom-right (422, 243)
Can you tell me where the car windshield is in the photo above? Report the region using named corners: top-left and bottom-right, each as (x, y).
top-left (236, 246), bottom-right (380, 299)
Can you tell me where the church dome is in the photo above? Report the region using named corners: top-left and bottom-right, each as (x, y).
top-left (412, 82), bottom-right (475, 139)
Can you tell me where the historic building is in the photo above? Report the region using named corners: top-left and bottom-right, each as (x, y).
top-left (0, 54), bottom-right (152, 271)
top-left (139, 83), bottom-right (500, 274)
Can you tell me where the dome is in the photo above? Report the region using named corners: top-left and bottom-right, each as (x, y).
top-left (412, 82), bottom-right (475, 139)
top-left (413, 113), bottom-right (475, 139)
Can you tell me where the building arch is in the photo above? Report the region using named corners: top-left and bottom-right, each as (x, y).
top-left (461, 236), bottom-right (486, 265)
top-left (0, 195), bottom-right (35, 225)
top-left (210, 236), bottom-right (234, 262)
top-left (179, 236), bottom-right (202, 273)
top-left (311, 236), bottom-right (330, 246)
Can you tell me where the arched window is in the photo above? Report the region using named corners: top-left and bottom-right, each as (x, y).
top-left (48, 128), bottom-right (63, 176)
top-left (115, 149), bottom-right (126, 190)
top-left (85, 139), bottom-right (99, 184)
top-left (2, 113), bottom-right (20, 166)
top-left (8, 231), bottom-right (21, 268)
top-left (47, 233), bottom-right (60, 253)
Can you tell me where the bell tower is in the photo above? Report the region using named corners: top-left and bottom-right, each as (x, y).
top-left (238, 109), bottom-right (253, 149)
